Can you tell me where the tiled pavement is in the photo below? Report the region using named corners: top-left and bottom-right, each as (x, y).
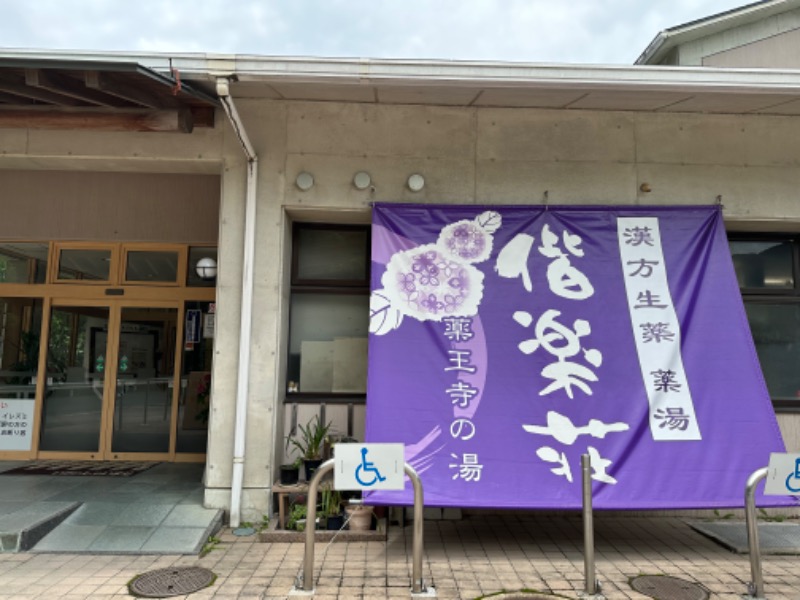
top-left (1, 514), bottom-right (799, 599)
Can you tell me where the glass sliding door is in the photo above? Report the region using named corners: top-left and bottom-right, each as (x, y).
top-left (0, 297), bottom-right (44, 455)
top-left (110, 306), bottom-right (178, 455)
top-left (39, 305), bottom-right (110, 454)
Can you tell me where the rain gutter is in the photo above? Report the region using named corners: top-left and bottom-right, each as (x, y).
top-left (216, 76), bottom-right (258, 528)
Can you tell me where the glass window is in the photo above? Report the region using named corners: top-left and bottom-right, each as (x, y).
top-left (731, 235), bottom-right (800, 411)
top-left (287, 224), bottom-right (369, 398)
top-left (730, 240), bottom-right (794, 289)
top-left (0, 298), bottom-right (43, 452)
top-left (288, 294), bottom-right (369, 393)
top-left (176, 301), bottom-right (213, 453)
top-left (294, 226), bottom-right (369, 284)
top-left (58, 248), bottom-right (112, 281)
top-left (744, 303), bottom-right (800, 406)
top-left (40, 306), bottom-right (109, 452)
top-left (0, 243), bottom-right (48, 284)
top-left (125, 250), bottom-right (179, 283)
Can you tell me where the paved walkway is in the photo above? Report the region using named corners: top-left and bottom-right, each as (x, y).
top-left (0, 463), bottom-right (222, 554)
top-left (0, 514), bottom-right (799, 599)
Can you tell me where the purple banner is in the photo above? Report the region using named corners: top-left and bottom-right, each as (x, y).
top-left (365, 204), bottom-right (797, 510)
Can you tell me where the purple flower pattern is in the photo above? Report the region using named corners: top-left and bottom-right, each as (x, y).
top-left (373, 212), bottom-right (500, 327)
top-left (382, 244), bottom-right (484, 321)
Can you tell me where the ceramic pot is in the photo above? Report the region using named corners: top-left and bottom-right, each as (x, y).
top-left (345, 505), bottom-right (373, 531)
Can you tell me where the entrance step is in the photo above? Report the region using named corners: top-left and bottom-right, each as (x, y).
top-left (0, 501), bottom-right (81, 552)
top-left (32, 504), bottom-right (224, 554)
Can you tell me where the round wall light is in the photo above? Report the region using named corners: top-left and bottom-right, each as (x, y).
top-left (195, 257), bottom-right (218, 280)
top-left (296, 172), bottom-right (314, 191)
top-left (353, 171), bottom-right (371, 190)
top-left (407, 173), bottom-right (425, 192)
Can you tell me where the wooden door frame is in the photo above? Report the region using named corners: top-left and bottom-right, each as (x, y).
top-left (0, 241), bottom-right (215, 462)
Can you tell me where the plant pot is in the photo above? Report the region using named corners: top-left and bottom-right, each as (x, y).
top-left (279, 464), bottom-right (299, 485)
top-left (345, 505), bottom-right (373, 531)
top-left (326, 513), bottom-right (345, 530)
top-left (304, 459), bottom-right (323, 481)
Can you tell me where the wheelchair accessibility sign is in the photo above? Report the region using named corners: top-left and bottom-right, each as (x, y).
top-left (765, 453), bottom-right (800, 496)
top-left (334, 444), bottom-right (405, 491)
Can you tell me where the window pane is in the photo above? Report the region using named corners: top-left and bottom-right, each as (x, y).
top-left (187, 247), bottom-right (218, 287)
top-left (126, 251), bottom-right (178, 283)
top-left (0, 298), bottom-right (43, 451)
top-left (730, 240), bottom-right (794, 289)
top-left (744, 303), bottom-right (800, 402)
top-left (40, 306), bottom-right (109, 452)
top-left (111, 307), bottom-right (177, 453)
top-left (288, 294), bottom-right (369, 393)
top-left (0, 243), bottom-right (48, 284)
top-left (176, 301), bottom-right (213, 453)
top-left (295, 228), bottom-right (368, 282)
top-left (58, 249), bottom-right (111, 281)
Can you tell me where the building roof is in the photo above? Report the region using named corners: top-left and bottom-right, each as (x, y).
top-left (6, 49), bottom-right (800, 118)
top-left (0, 55), bottom-right (218, 133)
top-left (635, 0), bottom-right (800, 65)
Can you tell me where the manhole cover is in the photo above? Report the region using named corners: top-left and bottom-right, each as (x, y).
top-left (129, 566), bottom-right (216, 598)
top-left (630, 575), bottom-right (709, 600)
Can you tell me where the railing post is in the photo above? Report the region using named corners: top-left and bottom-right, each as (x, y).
top-left (298, 459), bottom-right (428, 595)
top-left (745, 467), bottom-right (769, 599)
top-left (300, 458), bottom-right (335, 592)
top-left (404, 463), bottom-right (426, 594)
top-left (581, 453), bottom-right (601, 597)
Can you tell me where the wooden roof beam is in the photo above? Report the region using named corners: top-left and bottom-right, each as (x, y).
top-left (84, 71), bottom-right (170, 109)
top-left (0, 107), bottom-right (194, 133)
top-left (25, 68), bottom-right (125, 107)
top-left (0, 74), bottom-right (83, 106)
top-left (0, 90), bottom-right (31, 104)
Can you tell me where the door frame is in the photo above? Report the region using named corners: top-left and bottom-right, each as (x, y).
top-left (35, 298), bottom-right (184, 461)
top-left (0, 241), bottom-right (215, 462)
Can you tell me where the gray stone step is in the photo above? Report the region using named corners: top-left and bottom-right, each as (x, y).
top-left (0, 501), bottom-right (81, 552)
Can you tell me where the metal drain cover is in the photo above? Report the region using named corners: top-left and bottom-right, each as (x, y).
top-left (129, 566), bottom-right (216, 598)
top-left (630, 575), bottom-right (709, 600)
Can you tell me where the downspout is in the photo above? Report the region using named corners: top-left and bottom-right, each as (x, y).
top-left (216, 77), bottom-right (258, 528)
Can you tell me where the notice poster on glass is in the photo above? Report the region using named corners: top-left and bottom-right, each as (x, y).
top-left (0, 398), bottom-right (35, 451)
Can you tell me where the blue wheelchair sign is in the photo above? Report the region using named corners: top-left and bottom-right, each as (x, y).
top-left (355, 447), bottom-right (387, 487)
top-left (765, 453), bottom-right (800, 496)
top-left (786, 458), bottom-right (800, 493)
top-left (334, 444), bottom-right (404, 491)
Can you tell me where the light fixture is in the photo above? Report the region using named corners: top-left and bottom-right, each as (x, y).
top-left (407, 173), bottom-right (425, 192)
top-left (296, 171), bottom-right (314, 191)
top-left (195, 257), bottom-right (217, 280)
top-left (353, 171), bottom-right (371, 190)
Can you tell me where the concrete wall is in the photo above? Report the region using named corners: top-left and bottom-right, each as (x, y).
top-left (0, 170), bottom-right (219, 242)
top-left (228, 99), bottom-right (800, 519)
top-left (5, 97), bottom-right (800, 520)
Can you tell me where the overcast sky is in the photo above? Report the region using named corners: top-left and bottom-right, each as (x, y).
top-left (0, 0), bottom-right (753, 65)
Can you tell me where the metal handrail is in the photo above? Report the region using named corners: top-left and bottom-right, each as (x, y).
top-left (299, 459), bottom-right (427, 594)
top-left (744, 467), bottom-right (769, 599)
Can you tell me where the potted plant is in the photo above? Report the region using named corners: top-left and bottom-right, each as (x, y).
top-left (287, 502), bottom-right (308, 531)
top-left (320, 483), bottom-right (344, 530)
top-left (279, 457), bottom-right (301, 485)
top-left (287, 416), bottom-right (332, 481)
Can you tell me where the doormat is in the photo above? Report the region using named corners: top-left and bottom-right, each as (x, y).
top-left (1, 460), bottom-right (159, 477)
